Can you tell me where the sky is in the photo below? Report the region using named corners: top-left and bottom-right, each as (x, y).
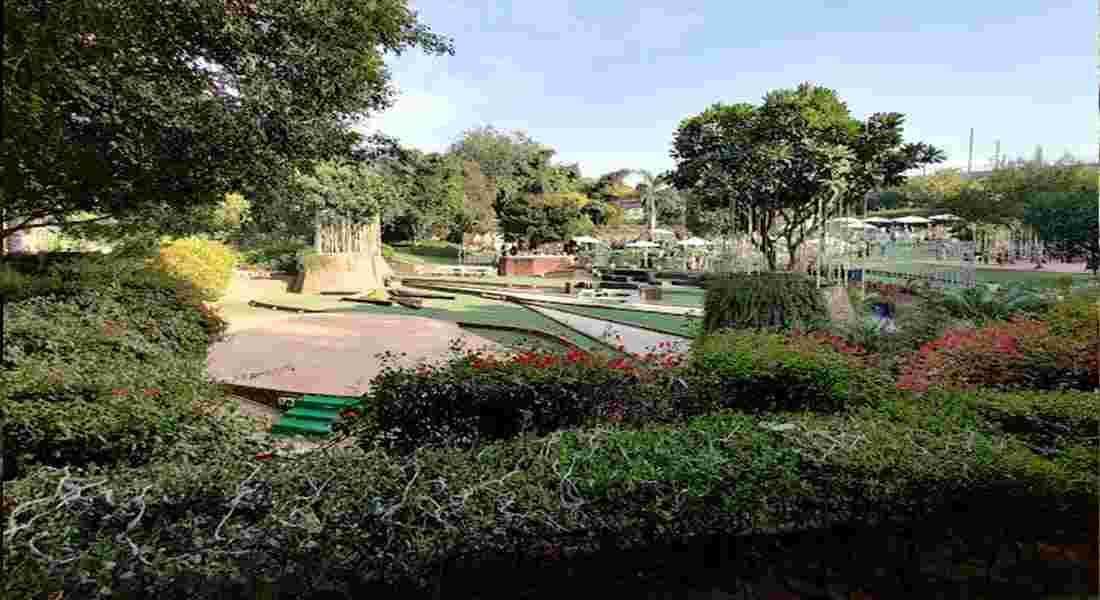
top-left (358, 0), bottom-right (1098, 181)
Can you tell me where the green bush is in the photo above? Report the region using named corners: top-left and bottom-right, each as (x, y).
top-left (690, 329), bottom-right (893, 413)
top-left (2, 254), bottom-right (230, 478)
top-left (154, 237), bottom-right (238, 302)
top-left (238, 238), bottom-right (311, 273)
top-left (928, 284), bottom-right (1047, 325)
top-left (702, 272), bottom-right (827, 334)
top-left (1043, 286), bottom-right (1100, 342)
top-left (382, 242), bottom-right (395, 258)
top-left (352, 346), bottom-right (693, 454)
top-left (5, 403), bottom-right (1093, 599)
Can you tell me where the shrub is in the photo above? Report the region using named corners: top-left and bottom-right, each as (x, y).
top-left (239, 238), bottom-right (311, 273)
top-left (702, 272), bottom-right (828, 334)
top-left (382, 243), bottom-right (395, 258)
top-left (690, 329), bottom-right (892, 414)
top-left (353, 345), bottom-right (691, 454)
top-left (927, 284), bottom-right (1047, 325)
top-left (154, 237), bottom-right (238, 302)
top-left (1043, 286), bottom-right (1100, 342)
top-left (2, 255), bottom-right (231, 477)
top-left (5, 405), bottom-right (1094, 599)
top-left (897, 318), bottom-right (1097, 393)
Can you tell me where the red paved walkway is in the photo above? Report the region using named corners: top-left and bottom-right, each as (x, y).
top-left (206, 313), bottom-right (500, 396)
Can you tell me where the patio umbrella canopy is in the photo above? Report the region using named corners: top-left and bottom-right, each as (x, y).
top-left (928, 214), bottom-right (961, 221)
top-left (828, 217), bottom-right (864, 224)
top-left (893, 216), bottom-right (931, 224)
top-left (625, 240), bottom-right (660, 248)
top-left (862, 217), bottom-right (892, 223)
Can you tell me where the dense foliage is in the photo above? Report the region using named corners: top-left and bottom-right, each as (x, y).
top-left (2, 253), bottom-right (232, 479)
top-left (154, 237), bottom-right (239, 302)
top-left (702, 272), bottom-right (827, 333)
top-left (3, 0), bottom-right (453, 243)
top-left (5, 388), bottom-right (1094, 598)
top-left (690, 330), bottom-right (892, 414)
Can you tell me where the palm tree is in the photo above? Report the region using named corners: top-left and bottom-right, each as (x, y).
top-left (635, 169), bottom-right (679, 237)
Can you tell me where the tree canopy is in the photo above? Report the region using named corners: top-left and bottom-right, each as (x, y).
top-left (2, 0), bottom-right (453, 242)
top-left (1022, 190), bottom-right (1099, 273)
top-left (668, 83), bottom-right (944, 270)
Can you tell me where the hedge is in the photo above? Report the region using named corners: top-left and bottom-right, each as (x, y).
top-left (702, 272), bottom-right (827, 333)
top-left (4, 391), bottom-right (1095, 599)
top-left (690, 329), bottom-right (894, 414)
top-left (2, 254), bottom-right (231, 479)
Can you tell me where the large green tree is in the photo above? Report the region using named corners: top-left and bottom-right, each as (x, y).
top-left (2, 0), bottom-right (452, 243)
top-left (1023, 191), bottom-right (1100, 273)
top-left (668, 83), bottom-right (944, 270)
top-left (939, 156), bottom-right (1097, 225)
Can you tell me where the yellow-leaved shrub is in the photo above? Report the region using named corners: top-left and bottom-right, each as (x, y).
top-left (154, 238), bottom-right (238, 302)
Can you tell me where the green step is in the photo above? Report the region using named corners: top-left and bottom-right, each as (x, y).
top-left (297, 394), bottom-right (359, 410)
top-left (286, 406), bottom-right (340, 422)
top-left (271, 416), bottom-right (332, 437)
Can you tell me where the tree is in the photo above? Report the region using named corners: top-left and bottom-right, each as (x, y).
top-left (635, 170), bottom-right (682, 234)
top-left (2, 0), bottom-right (453, 244)
top-left (456, 160), bottom-right (498, 235)
top-left (448, 126), bottom-right (549, 204)
top-left (1023, 191), bottom-right (1100, 273)
top-left (668, 83), bottom-right (943, 270)
top-left (493, 191), bottom-right (586, 247)
top-left (386, 151), bottom-right (465, 243)
top-left (941, 157), bottom-right (1098, 225)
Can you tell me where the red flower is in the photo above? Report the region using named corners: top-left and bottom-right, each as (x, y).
top-left (111, 388), bottom-right (129, 397)
top-left (565, 349), bottom-right (587, 362)
top-left (339, 408), bottom-right (359, 419)
top-left (142, 388), bottom-right (162, 397)
top-left (608, 358), bottom-right (629, 370)
top-left (255, 452), bottom-right (274, 460)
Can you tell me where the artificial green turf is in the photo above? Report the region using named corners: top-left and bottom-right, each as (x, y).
top-left (341, 293), bottom-right (604, 352)
top-left (538, 303), bottom-right (698, 337)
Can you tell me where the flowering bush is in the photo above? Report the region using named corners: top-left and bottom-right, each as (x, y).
top-left (690, 329), bottom-right (893, 414)
top-left (897, 318), bottom-right (1097, 393)
top-left (355, 343), bottom-right (693, 454)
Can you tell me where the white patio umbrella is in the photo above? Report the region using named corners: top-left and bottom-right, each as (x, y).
top-left (828, 217), bottom-right (863, 224)
top-left (845, 222), bottom-right (878, 229)
top-left (572, 235), bottom-right (604, 245)
top-left (928, 214), bottom-right (961, 221)
top-left (862, 216), bottom-right (892, 224)
top-left (625, 240), bottom-right (660, 248)
top-left (893, 216), bottom-right (931, 224)
top-left (677, 237), bottom-right (710, 247)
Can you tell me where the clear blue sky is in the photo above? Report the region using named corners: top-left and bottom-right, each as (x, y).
top-left (360, 0), bottom-right (1097, 180)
